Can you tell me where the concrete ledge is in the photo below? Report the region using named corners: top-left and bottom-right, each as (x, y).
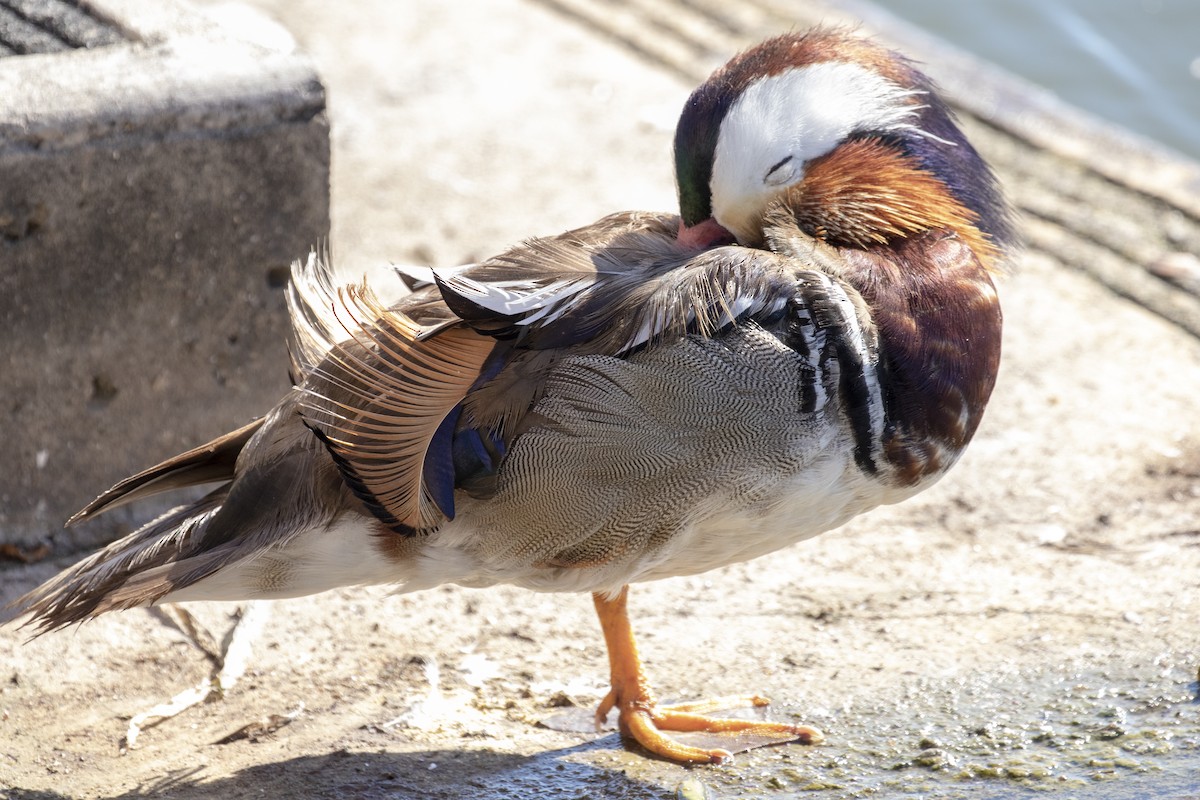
top-left (0, 0), bottom-right (330, 553)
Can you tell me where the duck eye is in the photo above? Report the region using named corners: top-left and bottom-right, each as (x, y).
top-left (764, 155), bottom-right (798, 186)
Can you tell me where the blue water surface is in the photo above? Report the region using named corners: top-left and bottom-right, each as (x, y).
top-left (865, 0), bottom-right (1200, 161)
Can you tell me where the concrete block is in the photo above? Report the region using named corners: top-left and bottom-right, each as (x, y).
top-left (0, 0), bottom-right (330, 555)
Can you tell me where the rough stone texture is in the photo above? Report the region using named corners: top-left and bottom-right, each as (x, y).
top-left (0, 0), bottom-right (330, 551)
top-left (0, 0), bottom-right (127, 55)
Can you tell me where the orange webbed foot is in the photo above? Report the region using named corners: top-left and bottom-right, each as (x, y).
top-left (592, 588), bottom-right (822, 764)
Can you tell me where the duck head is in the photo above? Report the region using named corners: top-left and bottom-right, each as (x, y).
top-left (674, 28), bottom-right (1014, 261)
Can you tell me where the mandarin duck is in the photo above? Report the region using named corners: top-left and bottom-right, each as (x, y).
top-left (12, 28), bottom-right (1013, 764)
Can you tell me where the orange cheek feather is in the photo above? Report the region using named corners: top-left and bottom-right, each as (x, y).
top-left (789, 138), bottom-right (1000, 273)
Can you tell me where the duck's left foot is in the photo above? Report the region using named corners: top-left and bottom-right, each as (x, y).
top-left (592, 588), bottom-right (821, 764)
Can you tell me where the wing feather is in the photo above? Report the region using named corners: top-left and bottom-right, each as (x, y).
top-left (439, 236), bottom-right (798, 355)
top-left (68, 418), bottom-right (263, 525)
top-left (299, 281), bottom-right (495, 534)
top-left (289, 212), bottom-right (832, 536)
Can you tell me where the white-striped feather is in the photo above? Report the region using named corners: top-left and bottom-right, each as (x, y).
top-left (810, 271), bottom-right (886, 462)
top-left (287, 252), bottom-right (350, 378)
top-left (437, 273), bottom-right (595, 318)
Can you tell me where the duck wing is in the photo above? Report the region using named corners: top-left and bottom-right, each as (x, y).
top-left (295, 211), bottom-right (830, 537)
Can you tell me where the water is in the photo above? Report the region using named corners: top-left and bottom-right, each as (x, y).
top-left (660, 653), bottom-right (1200, 800)
top-left (863, 0), bottom-right (1200, 162)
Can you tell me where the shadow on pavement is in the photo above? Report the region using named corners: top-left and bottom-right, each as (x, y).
top-left (97, 739), bottom-right (671, 800)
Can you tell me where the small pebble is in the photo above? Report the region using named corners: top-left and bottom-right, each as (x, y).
top-left (676, 777), bottom-right (714, 800)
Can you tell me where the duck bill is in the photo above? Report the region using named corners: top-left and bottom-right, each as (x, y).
top-left (677, 217), bottom-right (735, 250)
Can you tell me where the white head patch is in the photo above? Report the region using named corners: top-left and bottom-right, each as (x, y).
top-left (710, 61), bottom-right (926, 242)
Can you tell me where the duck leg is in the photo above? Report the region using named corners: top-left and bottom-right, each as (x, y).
top-left (592, 586), bottom-right (822, 764)
top-left (119, 602), bottom-right (270, 752)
